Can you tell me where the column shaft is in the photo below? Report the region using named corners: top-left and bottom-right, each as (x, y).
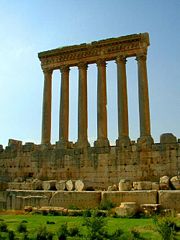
top-left (116, 56), bottom-right (130, 146)
top-left (59, 66), bottom-right (69, 145)
top-left (77, 62), bottom-right (89, 147)
top-left (41, 69), bottom-right (52, 144)
top-left (94, 59), bottom-right (109, 147)
top-left (136, 54), bottom-right (153, 143)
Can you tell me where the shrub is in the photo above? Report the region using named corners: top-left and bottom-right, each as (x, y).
top-left (68, 205), bottom-right (79, 210)
top-left (36, 226), bottom-right (53, 240)
top-left (8, 230), bottom-right (15, 240)
top-left (57, 223), bottom-right (68, 240)
top-left (68, 226), bottom-right (80, 237)
top-left (98, 200), bottom-right (116, 210)
top-left (83, 209), bottom-right (92, 217)
top-left (42, 210), bottom-right (48, 216)
top-left (131, 229), bottom-right (145, 239)
top-left (153, 216), bottom-right (178, 240)
top-left (17, 222), bottom-right (27, 233)
top-left (46, 220), bottom-right (55, 225)
top-left (109, 228), bottom-right (124, 240)
top-left (0, 222), bottom-right (8, 232)
top-left (0, 232), bottom-right (5, 240)
top-left (83, 211), bottom-right (108, 240)
top-left (23, 233), bottom-right (30, 240)
top-left (21, 220), bottom-right (28, 223)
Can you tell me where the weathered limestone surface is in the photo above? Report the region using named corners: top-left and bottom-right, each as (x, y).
top-left (119, 179), bottom-right (132, 191)
top-left (1, 190), bottom-right (180, 212)
top-left (6, 190), bottom-right (52, 210)
top-left (160, 133), bottom-right (177, 144)
top-left (41, 70), bottom-right (52, 144)
top-left (133, 181), bottom-right (152, 190)
top-left (116, 56), bottom-right (130, 146)
top-left (66, 180), bottom-right (74, 191)
top-left (160, 176), bottom-right (170, 190)
top-left (0, 191), bottom-right (7, 209)
top-left (75, 180), bottom-right (85, 191)
top-left (42, 180), bottom-right (57, 190)
top-left (115, 202), bottom-right (137, 217)
top-left (58, 66), bottom-right (69, 146)
top-left (76, 63), bottom-right (89, 147)
top-left (0, 141), bottom-right (179, 188)
top-left (101, 190), bottom-right (157, 205)
top-left (158, 190), bottom-right (180, 212)
top-left (170, 176), bottom-right (180, 190)
top-left (49, 191), bottom-right (101, 209)
top-left (55, 180), bottom-right (66, 191)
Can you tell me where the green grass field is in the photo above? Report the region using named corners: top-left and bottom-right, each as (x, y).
top-left (0, 214), bottom-right (180, 239)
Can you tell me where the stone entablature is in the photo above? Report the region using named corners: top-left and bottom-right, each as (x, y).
top-left (38, 33), bottom-right (149, 69)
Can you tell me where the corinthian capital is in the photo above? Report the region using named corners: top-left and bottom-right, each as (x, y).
top-left (116, 55), bottom-right (127, 64)
top-left (78, 62), bottom-right (88, 70)
top-left (42, 68), bottom-right (53, 75)
top-left (96, 59), bottom-right (107, 67)
top-left (60, 65), bottom-right (70, 73)
top-left (136, 53), bottom-right (147, 62)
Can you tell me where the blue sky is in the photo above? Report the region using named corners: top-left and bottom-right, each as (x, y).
top-left (0, 0), bottom-right (179, 146)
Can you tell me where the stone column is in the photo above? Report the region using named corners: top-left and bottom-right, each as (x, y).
top-left (58, 65), bottom-right (70, 147)
top-left (136, 53), bottom-right (153, 144)
top-left (41, 69), bottom-right (52, 144)
top-left (76, 62), bottom-right (89, 147)
top-left (116, 56), bottom-right (130, 146)
top-left (94, 59), bottom-right (109, 147)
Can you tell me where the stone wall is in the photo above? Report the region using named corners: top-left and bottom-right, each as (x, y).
top-left (0, 135), bottom-right (179, 189)
top-left (0, 190), bottom-right (180, 212)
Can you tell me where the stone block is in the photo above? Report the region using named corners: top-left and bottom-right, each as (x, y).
top-left (55, 180), bottom-right (66, 191)
top-left (42, 180), bottom-right (57, 190)
top-left (170, 176), bottom-right (180, 190)
top-left (119, 179), bottom-right (132, 191)
top-left (0, 182), bottom-right (8, 190)
top-left (101, 190), bottom-right (157, 206)
top-left (158, 190), bottom-right (180, 212)
top-left (115, 202), bottom-right (137, 217)
top-left (160, 176), bottom-right (170, 190)
top-left (66, 180), bottom-right (75, 191)
top-left (8, 182), bottom-right (22, 190)
top-left (8, 139), bottom-right (22, 148)
top-left (0, 145), bottom-right (3, 152)
top-left (0, 191), bottom-right (7, 210)
top-left (23, 142), bottom-right (35, 152)
top-left (107, 185), bottom-right (117, 191)
top-left (32, 179), bottom-right (42, 190)
top-left (6, 190), bottom-right (52, 210)
top-left (75, 180), bottom-right (85, 191)
top-left (152, 182), bottom-right (160, 190)
top-left (133, 181), bottom-right (152, 190)
top-left (140, 204), bottom-right (161, 216)
top-left (160, 133), bottom-right (177, 144)
top-left (49, 191), bottom-right (101, 209)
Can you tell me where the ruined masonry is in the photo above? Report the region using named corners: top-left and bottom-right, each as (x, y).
top-left (0, 33), bottom-right (180, 211)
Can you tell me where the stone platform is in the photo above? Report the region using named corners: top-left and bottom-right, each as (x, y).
top-left (0, 190), bottom-right (179, 212)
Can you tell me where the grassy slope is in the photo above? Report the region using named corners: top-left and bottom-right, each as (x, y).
top-left (0, 214), bottom-right (179, 239)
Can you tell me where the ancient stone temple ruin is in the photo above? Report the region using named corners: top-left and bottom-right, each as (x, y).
top-left (0, 33), bottom-right (179, 212)
top-left (39, 32), bottom-right (153, 147)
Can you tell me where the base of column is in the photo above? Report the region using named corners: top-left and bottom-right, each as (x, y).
top-left (94, 138), bottom-right (110, 148)
top-left (56, 140), bottom-right (71, 149)
top-left (40, 143), bottom-right (52, 150)
top-left (75, 140), bottom-right (90, 148)
top-left (116, 136), bottom-right (131, 147)
top-left (137, 135), bottom-right (154, 145)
